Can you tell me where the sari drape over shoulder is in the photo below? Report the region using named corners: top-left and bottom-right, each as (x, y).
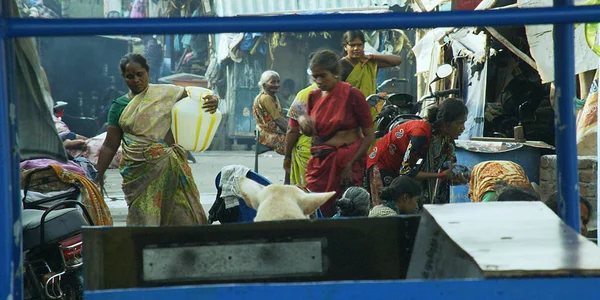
top-left (344, 59), bottom-right (379, 121)
top-left (344, 59), bottom-right (378, 98)
top-left (118, 84), bottom-right (207, 226)
top-left (305, 82), bottom-right (372, 217)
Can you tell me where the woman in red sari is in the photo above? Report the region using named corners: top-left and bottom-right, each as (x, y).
top-left (295, 50), bottom-right (374, 217)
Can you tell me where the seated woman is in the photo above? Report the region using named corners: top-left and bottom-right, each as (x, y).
top-left (366, 98), bottom-right (468, 206)
top-left (253, 70), bottom-right (287, 155)
top-left (544, 192), bottom-right (593, 236)
top-left (469, 160), bottom-right (532, 202)
top-left (332, 187), bottom-right (371, 218)
top-left (369, 176), bottom-right (422, 217)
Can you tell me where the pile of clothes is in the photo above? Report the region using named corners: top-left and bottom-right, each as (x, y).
top-left (16, 0), bottom-right (59, 18)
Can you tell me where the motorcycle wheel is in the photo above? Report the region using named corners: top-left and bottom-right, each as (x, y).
top-left (61, 270), bottom-right (84, 300)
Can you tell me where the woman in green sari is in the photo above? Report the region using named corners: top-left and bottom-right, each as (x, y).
top-left (283, 81), bottom-right (318, 186)
top-left (340, 31), bottom-right (403, 119)
top-left (96, 53), bottom-right (219, 226)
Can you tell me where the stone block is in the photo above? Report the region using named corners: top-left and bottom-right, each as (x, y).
top-left (579, 183), bottom-right (597, 198)
top-left (578, 170), bottom-right (597, 183)
top-left (540, 155), bottom-right (557, 169)
top-left (540, 169), bottom-right (555, 181)
top-left (578, 157), bottom-right (597, 170)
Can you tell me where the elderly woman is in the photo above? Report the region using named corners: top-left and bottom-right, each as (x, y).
top-left (332, 187), bottom-right (371, 218)
top-left (253, 70), bottom-right (287, 155)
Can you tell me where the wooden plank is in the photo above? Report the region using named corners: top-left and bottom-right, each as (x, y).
top-left (421, 202), bottom-right (600, 277)
top-left (82, 227), bottom-right (104, 290)
top-left (485, 27), bottom-right (538, 71)
top-left (83, 217), bottom-right (420, 290)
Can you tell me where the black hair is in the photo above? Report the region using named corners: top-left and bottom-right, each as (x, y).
top-left (380, 176), bottom-right (422, 201)
top-left (119, 53), bottom-right (150, 75)
top-left (309, 50), bottom-right (342, 76)
top-left (496, 187), bottom-right (540, 202)
top-left (545, 191), bottom-right (593, 223)
top-left (342, 30), bottom-right (366, 46)
top-left (335, 187), bottom-right (370, 217)
top-left (427, 98), bottom-right (468, 130)
top-left (494, 180), bottom-right (539, 202)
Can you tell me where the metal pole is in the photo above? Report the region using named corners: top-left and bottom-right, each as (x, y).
top-left (0, 1), bottom-right (22, 299)
top-left (597, 53), bottom-right (600, 245)
top-left (5, 6), bottom-right (600, 37)
top-left (553, 0), bottom-right (581, 232)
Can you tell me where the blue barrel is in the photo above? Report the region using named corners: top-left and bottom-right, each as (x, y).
top-left (450, 143), bottom-right (543, 203)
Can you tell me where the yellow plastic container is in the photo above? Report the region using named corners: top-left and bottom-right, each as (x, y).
top-left (171, 86), bottom-right (222, 152)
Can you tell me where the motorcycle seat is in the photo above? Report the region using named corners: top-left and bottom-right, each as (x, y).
top-left (23, 188), bottom-right (81, 210)
top-left (22, 208), bottom-right (88, 250)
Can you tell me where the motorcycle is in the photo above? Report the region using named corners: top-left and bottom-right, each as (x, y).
top-left (372, 64), bottom-right (458, 138)
top-left (21, 167), bottom-right (93, 300)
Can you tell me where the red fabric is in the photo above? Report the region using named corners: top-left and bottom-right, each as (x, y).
top-left (307, 82), bottom-right (372, 141)
top-left (366, 120), bottom-right (432, 174)
top-left (306, 138), bottom-right (366, 217)
top-left (304, 82), bottom-right (372, 217)
top-left (289, 118), bottom-right (299, 127)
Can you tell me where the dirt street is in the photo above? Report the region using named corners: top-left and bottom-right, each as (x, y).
top-left (103, 150), bottom-right (285, 226)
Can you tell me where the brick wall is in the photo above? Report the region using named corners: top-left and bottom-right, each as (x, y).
top-left (539, 155), bottom-right (597, 231)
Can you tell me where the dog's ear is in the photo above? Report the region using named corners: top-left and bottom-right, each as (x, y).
top-left (239, 178), bottom-right (264, 209)
top-left (297, 191), bottom-right (336, 215)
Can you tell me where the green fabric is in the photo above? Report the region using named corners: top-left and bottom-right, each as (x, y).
top-left (345, 60), bottom-right (378, 98)
top-left (481, 191), bottom-right (496, 202)
top-left (290, 134), bottom-right (312, 186)
top-left (107, 95), bottom-right (130, 126)
top-left (344, 60), bottom-right (379, 122)
top-left (576, 98), bottom-right (586, 110)
top-left (582, 0), bottom-right (600, 55)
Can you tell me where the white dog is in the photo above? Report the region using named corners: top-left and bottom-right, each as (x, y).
top-left (239, 178), bottom-right (335, 222)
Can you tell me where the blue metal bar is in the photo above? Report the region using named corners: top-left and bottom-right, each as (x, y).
top-left (4, 6), bottom-right (600, 37)
top-left (84, 278), bottom-right (600, 300)
top-left (0, 3), bottom-right (595, 299)
top-left (0, 1), bottom-right (22, 300)
top-left (553, 0), bottom-right (580, 232)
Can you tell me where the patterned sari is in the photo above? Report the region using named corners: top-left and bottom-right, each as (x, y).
top-left (469, 161), bottom-right (531, 202)
top-left (118, 84), bottom-right (207, 226)
top-left (422, 135), bottom-right (456, 205)
top-left (252, 93), bottom-right (286, 154)
top-left (286, 83), bottom-right (318, 186)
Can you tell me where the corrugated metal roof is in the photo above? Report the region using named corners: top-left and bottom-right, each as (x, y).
top-left (214, 0), bottom-right (408, 17)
